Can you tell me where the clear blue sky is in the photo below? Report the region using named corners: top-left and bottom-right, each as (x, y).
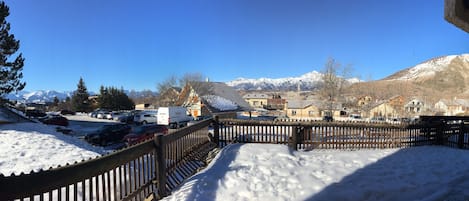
top-left (4, 0), bottom-right (469, 92)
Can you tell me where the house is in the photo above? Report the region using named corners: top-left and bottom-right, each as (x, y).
top-left (387, 95), bottom-right (405, 109)
top-left (404, 98), bottom-right (426, 114)
top-left (366, 101), bottom-right (400, 118)
top-left (135, 103), bottom-right (157, 110)
top-left (177, 82), bottom-right (252, 119)
top-left (434, 98), bottom-right (469, 116)
top-left (265, 94), bottom-right (286, 110)
top-left (285, 100), bottom-right (321, 118)
top-left (243, 93), bottom-right (269, 108)
top-left (357, 95), bottom-right (373, 107)
top-left (364, 96), bottom-right (403, 118)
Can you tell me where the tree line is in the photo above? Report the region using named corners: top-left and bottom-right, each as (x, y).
top-left (53, 77), bottom-right (134, 112)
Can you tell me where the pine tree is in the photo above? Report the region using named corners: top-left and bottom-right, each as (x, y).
top-left (53, 96), bottom-right (59, 107)
top-left (98, 86), bottom-right (134, 111)
top-left (71, 77), bottom-right (90, 112)
top-left (0, 2), bottom-right (25, 97)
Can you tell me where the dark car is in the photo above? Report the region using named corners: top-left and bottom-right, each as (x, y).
top-left (40, 115), bottom-right (69, 126)
top-left (25, 109), bottom-right (47, 118)
top-left (323, 116), bottom-right (334, 122)
top-left (117, 111), bottom-right (138, 124)
top-left (123, 125), bottom-right (168, 146)
top-left (60, 109), bottom-right (76, 115)
top-left (85, 124), bottom-right (132, 146)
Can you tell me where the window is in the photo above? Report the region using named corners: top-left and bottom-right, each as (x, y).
top-left (291, 110), bottom-right (297, 116)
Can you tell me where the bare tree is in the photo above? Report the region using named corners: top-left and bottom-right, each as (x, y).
top-left (320, 58), bottom-right (352, 116)
top-left (179, 72), bottom-right (205, 87)
top-left (156, 75), bottom-right (177, 94)
top-left (156, 72), bottom-right (209, 107)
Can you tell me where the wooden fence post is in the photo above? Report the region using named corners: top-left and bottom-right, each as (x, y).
top-left (290, 126), bottom-right (302, 151)
top-left (458, 122), bottom-right (465, 149)
top-left (213, 116), bottom-right (220, 148)
top-left (154, 134), bottom-right (167, 198)
top-left (435, 122), bottom-right (445, 146)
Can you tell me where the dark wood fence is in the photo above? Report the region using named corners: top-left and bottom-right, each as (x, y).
top-left (216, 116), bottom-right (469, 150)
top-left (217, 119), bottom-right (426, 150)
top-left (419, 116), bottom-right (469, 149)
top-left (0, 118), bottom-right (215, 201)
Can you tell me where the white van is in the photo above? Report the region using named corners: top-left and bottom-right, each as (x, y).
top-left (157, 107), bottom-right (192, 129)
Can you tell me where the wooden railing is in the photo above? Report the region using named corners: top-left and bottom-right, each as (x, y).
top-left (0, 118), bottom-right (215, 201)
top-left (217, 117), bottom-right (469, 150)
top-left (419, 116), bottom-right (469, 149)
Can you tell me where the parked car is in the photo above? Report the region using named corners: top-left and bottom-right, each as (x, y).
top-left (323, 116), bottom-right (334, 122)
top-left (97, 111), bottom-right (111, 119)
top-left (85, 124), bottom-right (132, 146)
top-left (60, 109), bottom-right (76, 115)
top-left (108, 111), bottom-right (124, 120)
top-left (25, 109), bottom-right (47, 118)
top-left (39, 115), bottom-right (69, 126)
top-left (117, 112), bottom-right (135, 124)
top-left (123, 125), bottom-right (168, 146)
top-left (134, 111), bottom-right (158, 125)
top-left (89, 109), bottom-right (109, 118)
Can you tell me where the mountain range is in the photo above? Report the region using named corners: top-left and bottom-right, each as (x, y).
top-left (226, 71), bottom-right (361, 91)
top-left (5, 90), bottom-right (75, 103)
top-left (6, 54), bottom-right (469, 103)
top-left (5, 90), bottom-right (157, 103)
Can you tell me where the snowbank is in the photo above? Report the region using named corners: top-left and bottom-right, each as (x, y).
top-left (163, 144), bottom-right (469, 201)
top-left (0, 123), bottom-right (104, 176)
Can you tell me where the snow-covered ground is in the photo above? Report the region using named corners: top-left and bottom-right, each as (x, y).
top-left (65, 112), bottom-right (117, 123)
top-left (162, 144), bottom-right (469, 201)
top-left (0, 122), bottom-right (104, 176)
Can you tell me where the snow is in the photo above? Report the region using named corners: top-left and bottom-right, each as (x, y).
top-left (226, 71), bottom-right (360, 91)
top-left (66, 112), bottom-right (117, 123)
top-left (393, 54), bottom-right (469, 81)
top-left (202, 95), bottom-right (239, 111)
top-left (0, 122), bottom-right (104, 176)
top-left (162, 144), bottom-right (469, 201)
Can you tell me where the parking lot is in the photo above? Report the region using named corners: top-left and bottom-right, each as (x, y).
top-left (64, 113), bottom-right (182, 151)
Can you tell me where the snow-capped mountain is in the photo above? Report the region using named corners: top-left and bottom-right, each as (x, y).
top-left (227, 71), bottom-right (360, 91)
top-left (347, 54), bottom-right (469, 101)
top-left (5, 90), bottom-right (74, 103)
top-left (385, 54), bottom-right (469, 82)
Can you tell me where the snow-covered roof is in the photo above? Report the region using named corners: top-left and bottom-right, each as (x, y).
top-left (202, 95), bottom-right (239, 111)
top-left (286, 100), bottom-right (316, 109)
top-left (188, 82), bottom-right (252, 113)
top-left (437, 99), bottom-right (469, 107)
top-left (404, 99), bottom-right (425, 107)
